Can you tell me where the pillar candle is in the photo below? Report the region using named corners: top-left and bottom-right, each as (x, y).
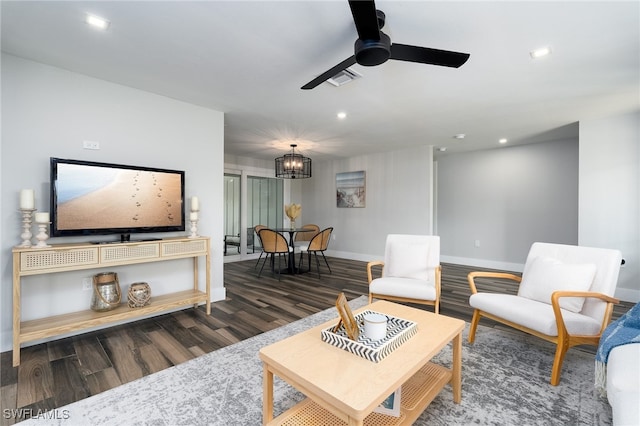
top-left (20, 189), bottom-right (35, 209)
top-left (35, 212), bottom-right (50, 223)
top-left (191, 196), bottom-right (199, 211)
top-left (189, 211), bottom-right (198, 221)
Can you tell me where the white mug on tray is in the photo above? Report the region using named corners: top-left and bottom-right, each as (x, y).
top-left (363, 313), bottom-right (387, 340)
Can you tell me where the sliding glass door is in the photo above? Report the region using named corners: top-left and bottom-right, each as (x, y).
top-left (223, 174), bottom-right (241, 256)
top-left (247, 176), bottom-right (284, 230)
top-left (223, 173), bottom-right (284, 258)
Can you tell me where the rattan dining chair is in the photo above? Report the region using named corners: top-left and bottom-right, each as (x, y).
top-left (253, 225), bottom-right (268, 269)
top-left (257, 229), bottom-right (293, 280)
top-left (293, 224), bottom-right (320, 249)
top-left (299, 227), bottom-right (333, 277)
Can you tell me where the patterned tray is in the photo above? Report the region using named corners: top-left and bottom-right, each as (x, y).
top-left (321, 310), bottom-right (418, 362)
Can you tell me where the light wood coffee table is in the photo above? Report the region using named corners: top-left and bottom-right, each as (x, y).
top-left (259, 300), bottom-right (465, 425)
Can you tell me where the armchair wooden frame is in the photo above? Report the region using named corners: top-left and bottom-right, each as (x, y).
top-left (367, 261), bottom-right (442, 314)
top-left (468, 271), bottom-right (619, 385)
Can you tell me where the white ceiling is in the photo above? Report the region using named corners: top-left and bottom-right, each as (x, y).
top-left (2, 1), bottom-right (639, 162)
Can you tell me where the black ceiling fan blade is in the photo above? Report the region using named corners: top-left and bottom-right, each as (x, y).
top-left (301, 56), bottom-right (357, 90)
top-left (348, 0), bottom-right (380, 41)
top-left (390, 43), bottom-right (470, 68)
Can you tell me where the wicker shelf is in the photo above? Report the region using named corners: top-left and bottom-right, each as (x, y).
top-left (267, 363), bottom-right (451, 426)
top-left (12, 237), bottom-right (211, 366)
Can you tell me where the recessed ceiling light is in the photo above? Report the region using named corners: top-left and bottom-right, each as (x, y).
top-left (530, 46), bottom-right (551, 59)
top-left (437, 147), bottom-right (447, 152)
top-left (337, 112), bottom-right (347, 120)
top-left (453, 134), bottom-right (465, 140)
top-left (85, 13), bottom-right (110, 30)
top-left (499, 138), bottom-right (508, 144)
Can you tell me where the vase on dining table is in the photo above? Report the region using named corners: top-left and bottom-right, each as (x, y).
top-left (290, 219), bottom-right (296, 230)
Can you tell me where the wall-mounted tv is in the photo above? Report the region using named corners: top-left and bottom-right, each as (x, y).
top-left (50, 157), bottom-right (185, 240)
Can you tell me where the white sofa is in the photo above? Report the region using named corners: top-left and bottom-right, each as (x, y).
top-left (606, 343), bottom-right (640, 425)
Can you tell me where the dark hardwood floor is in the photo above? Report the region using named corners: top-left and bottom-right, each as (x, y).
top-left (0, 257), bottom-right (633, 424)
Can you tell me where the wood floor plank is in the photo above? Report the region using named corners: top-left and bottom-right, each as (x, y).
top-left (16, 347), bottom-right (54, 408)
top-left (13, 397), bottom-right (58, 423)
top-left (212, 328), bottom-right (242, 346)
top-left (138, 344), bottom-right (172, 374)
top-left (84, 367), bottom-right (122, 395)
top-left (45, 339), bottom-right (75, 362)
top-left (50, 357), bottom-right (90, 407)
top-left (72, 336), bottom-right (112, 375)
top-left (0, 383), bottom-right (17, 426)
top-left (171, 310), bottom-right (198, 328)
top-left (186, 327), bottom-right (222, 353)
top-left (155, 315), bottom-right (202, 349)
top-left (99, 331), bottom-right (144, 383)
top-left (188, 346), bottom-right (206, 357)
top-left (146, 329), bottom-right (194, 366)
top-left (0, 351), bottom-right (17, 387)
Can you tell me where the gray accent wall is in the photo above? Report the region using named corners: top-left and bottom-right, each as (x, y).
top-left (436, 139), bottom-right (579, 269)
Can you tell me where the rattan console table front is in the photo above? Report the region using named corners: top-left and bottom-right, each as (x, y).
top-left (11, 236), bottom-right (210, 366)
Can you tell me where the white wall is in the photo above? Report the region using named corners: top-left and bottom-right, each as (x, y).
top-left (0, 54), bottom-right (225, 352)
top-left (579, 111), bottom-right (639, 301)
top-left (300, 145), bottom-right (434, 261)
top-left (436, 139), bottom-right (579, 271)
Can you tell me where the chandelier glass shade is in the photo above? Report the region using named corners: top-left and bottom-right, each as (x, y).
top-left (275, 144), bottom-right (312, 179)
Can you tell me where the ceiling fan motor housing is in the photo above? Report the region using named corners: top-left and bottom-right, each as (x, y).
top-left (354, 32), bottom-right (391, 66)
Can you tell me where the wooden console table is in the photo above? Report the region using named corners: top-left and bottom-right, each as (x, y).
top-left (12, 236), bottom-right (211, 366)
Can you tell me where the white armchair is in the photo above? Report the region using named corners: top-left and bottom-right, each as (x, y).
top-left (366, 235), bottom-right (441, 313)
top-left (468, 242), bottom-right (622, 385)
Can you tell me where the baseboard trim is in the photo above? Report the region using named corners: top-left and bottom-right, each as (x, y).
top-left (325, 251), bottom-right (526, 272)
top-left (211, 286), bottom-right (226, 302)
top-left (325, 250), bottom-right (376, 263)
top-left (440, 255), bottom-right (524, 273)
top-left (614, 287), bottom-right (640, 303)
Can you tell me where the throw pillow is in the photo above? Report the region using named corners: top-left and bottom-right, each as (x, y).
top-left (518, 256), bottom-right (597, 313)
top-left (386, 241), bottom-right (430, 281)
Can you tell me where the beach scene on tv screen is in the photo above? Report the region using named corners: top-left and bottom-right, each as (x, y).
top-left (56, 164), bottom-right (182, 230)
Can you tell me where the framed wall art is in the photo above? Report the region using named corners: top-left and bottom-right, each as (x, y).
top-left (336, 171), bottom-right (365, 208)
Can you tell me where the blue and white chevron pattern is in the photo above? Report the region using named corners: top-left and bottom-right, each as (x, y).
top-left (321, 310), bottom-right (418, 362)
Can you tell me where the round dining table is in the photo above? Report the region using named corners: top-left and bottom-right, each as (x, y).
top-left (273, 227), bottom-right (315, 273)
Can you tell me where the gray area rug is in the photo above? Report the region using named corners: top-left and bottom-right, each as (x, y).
top-left (24, 296), bottom-right (612, 425)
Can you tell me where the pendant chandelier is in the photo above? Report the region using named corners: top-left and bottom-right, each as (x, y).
top-left (275, 144), bottom-right (312, 179)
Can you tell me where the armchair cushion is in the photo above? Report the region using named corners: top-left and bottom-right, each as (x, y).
top-left (370, 276), bottom-right (436, 301)
top-left (518, 256), bottom-right (596, 313)
top-left (469, 293), bottom-right (602, 336)
top-left (385, 239), bottom-right (432, 281)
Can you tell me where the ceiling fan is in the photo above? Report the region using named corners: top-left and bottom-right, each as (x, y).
top-left (301, 0), bottom-right (470, 90)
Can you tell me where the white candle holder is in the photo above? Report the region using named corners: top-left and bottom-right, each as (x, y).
top-left (35, 222), bottom-right (51, 248)
top-left (188, 219), bottom-right (199, 238)
top-left (18, 208), bottom-right (36, 247)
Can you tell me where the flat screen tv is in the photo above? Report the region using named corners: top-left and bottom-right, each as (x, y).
top-left (50, 157), bottom-right (185, 240)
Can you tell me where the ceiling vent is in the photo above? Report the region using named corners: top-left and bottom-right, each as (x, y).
top-left (326, 67), bottom-right (363, 87)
